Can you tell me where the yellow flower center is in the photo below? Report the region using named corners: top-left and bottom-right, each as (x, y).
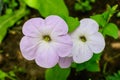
top-left (43, 35), bottom-right (51, 42)
top-left (80, 36), bottom-right (86, 42)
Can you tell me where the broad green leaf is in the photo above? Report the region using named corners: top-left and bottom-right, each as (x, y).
top-left (24, 0), bottom-right (79, 33)
top-left (86, 61), bottom-right (100, 72)
top-left (45, 65), bottom-right (70, 80)
top-left (24, 0), bottom-right (69, 17)
top-left (90, 14), bottom-right (107, 27)
top-left (63, 16), bottom-right (80, 33)
top-left (0, 7), bottom-right (29, 43)
top-left (103, 23), bottom-right (118, 39)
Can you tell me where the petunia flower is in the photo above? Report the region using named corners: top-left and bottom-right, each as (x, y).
top-left (58, 57), bottom-right (73, 68)
top-left (20, 15), bottom-right (73, 68)
top-left (71, 18), bottom-right (105, 63)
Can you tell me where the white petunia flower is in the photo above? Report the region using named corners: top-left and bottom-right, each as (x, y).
top-left (20, 15), bottom-right (73, 68)
top-left (71, 18), bottom-right (105, 63)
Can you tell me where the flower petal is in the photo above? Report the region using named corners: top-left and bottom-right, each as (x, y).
top-left (35, 44), bottom-right (59, 68)
top-left (79, 18), bottom-right (99, 35)
top-left (23, 18), bottom-right (45, 37)
top-left (58, 57), bottom-right (72, 68)
top-left (45, 15), bottom-right (68, 36)
top-left (87, 32), bottom-right (105, 53)
top-left (52, 35), bottom-right (73, 57)
top-left (53, 34), bottom-right (72, 45)
top-left (72, 43), bottom-right (93, 63)
top-left (20, 36), bottom-right (41, 60)
top-left (52, 42), bottom-right (72, 57)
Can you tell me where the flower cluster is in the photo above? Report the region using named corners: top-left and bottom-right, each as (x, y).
top-left (20, 15), bottom-right (105, 68)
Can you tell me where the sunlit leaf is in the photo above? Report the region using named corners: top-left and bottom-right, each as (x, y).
top-left (0, 6), bottom-right (29, 43)
top-left (0, 70), bottom-right (7, 80)
top-left (24, 0), bottom-right (80, 33)
top-left (90, 14), bottom-right (107, 27)
top-left (103, 23), bottom-right (119, 39)
top-left (45, 65), bottom-right (70, 80)
top-left (24, 0), bottom-right (69, 17)
top-left (102, 5), bottom-right (118, 22)
top-left (63, 16), bottom-right (80, 33)
top-left (86, 61), bottom-right (100, 72)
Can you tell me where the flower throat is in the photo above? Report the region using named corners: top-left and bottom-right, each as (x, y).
top-left (43, 35), bottom-right (51, 42)
top-left (80, 36), bottom-right (86, 42)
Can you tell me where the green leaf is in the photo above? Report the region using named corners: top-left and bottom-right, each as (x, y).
top-left (102, 5), bottom-right (118, 22)
top-left (72, 54), bottom-right (101, 72)
top-left (76, 63), bottom-right (86, 71)
top-left (106, 70), bottom-right (120, 80)
top-left (75, 3), bottom-right (83, 10)
top-left (8, 71), bottom-right (16, 77)
top-left (0, 6), bottom-right (29, 43)
top-left (0, 70), bottom-right (7, 80)
top-left (90, 14), bottom-right (107, 27)
top-left (24, 0), bottom-right (79, 33)
top-left (24, 0), bottom-right (69, 17)
top-left (89, 54), bottom-right (101, 61)
top-left (103, 23), bottom-right (119, 39)
top-left (117, 12), bottom-right (120, 17)
top-left (85, 54), bottom-right (101, 72)
top-left (86, 61), bottom-right (100, 72)
top-left (63, 16), bottom-right (80, 33)
top-left (45, 65), bottom-right (70, 80)
top-left (0, 0), bottom-right (3, 15)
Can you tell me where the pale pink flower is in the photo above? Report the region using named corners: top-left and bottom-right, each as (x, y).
top-left (71, 18), bottom-right (105, 63)
top-left (58, 57), bottom-right (73, 68)
top-left (20, 15), bottom-right (72, 68)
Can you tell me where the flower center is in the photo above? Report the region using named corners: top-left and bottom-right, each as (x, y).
top-left (80, 36), bottom-right (86, 42)
top-left (43, 35), bottom-right (51, 42)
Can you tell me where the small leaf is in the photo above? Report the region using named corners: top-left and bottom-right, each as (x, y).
top-left (111, 4), bottom-right (118, 11)
top-left (0, 6), bottom-right (29, 43)
top-left (75, 3), bottom-right (83, 10)
top-left (84, 54), bottom-right (101, 72)
top-left (89, 54), bottom-right (101, 61)
top-left (106, 70), bottom-right (120, 80)
top-left (102, 5), bottom-right (118, 22)
top-left (0, 70), bottom-right (7, 80)
top-left (103, 23), bottom-right (119, 39)
top-left (90, 15), bottom-right (107, 27)
top-left (24, 0), bottom-right (69, 17)
top-left (8, 71), bottom-right (16, 77)
top-left (76, 63), bottom-right (86, 71)
top-left (45, 65), bottom-right (70, 80)
top-left (86, 61), bottom-right (100, 72)
top-left (63, 16), bottom-right (80, 33)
